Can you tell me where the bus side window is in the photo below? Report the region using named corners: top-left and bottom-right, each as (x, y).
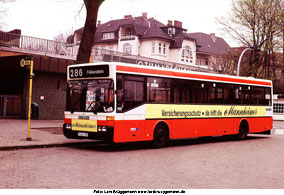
top-left (208, 83), bottom-right (216, 103)
top-left (117, 74), bottom-right (145, 112)
top-left (234, 86), bottom-right (241, 104)
top-left (251, 86), bottom-right (265, 105)
top-left (199, 82), bottom-right (208, 103)
top-left (147, 77), bottom-right (171, 103)
top-left (173, 80), bottom-right (190, 104)
top-left (226, 85), bottom-right (236, 104)
top-left (116, 75), bottom-right (124, 112)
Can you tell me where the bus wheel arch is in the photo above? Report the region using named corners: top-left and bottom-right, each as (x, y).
top-left (238, 119), bottom-right (249, 140)
top-left (152, 121), bottom-right (170, 148)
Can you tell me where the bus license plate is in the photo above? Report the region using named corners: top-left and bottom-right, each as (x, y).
top-left (78, 132), bottom-right (88, 137)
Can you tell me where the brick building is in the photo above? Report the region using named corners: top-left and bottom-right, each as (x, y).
top-left (0, 33), bottom-right (75, 119)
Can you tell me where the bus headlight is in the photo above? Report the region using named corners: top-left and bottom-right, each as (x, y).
top-left (98, 126), bottom-right (107, 132)
top-left (102, 126), bottom-right (107, 132)
top-left (66, 124), bottom-right (72, 130)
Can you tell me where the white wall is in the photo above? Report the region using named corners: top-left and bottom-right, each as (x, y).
top-left (118, 37), bottom-right (140, 55)
top-left (139, 39), bottom-right (171, 61)
top-left (169, 39), bottom-right (196, 66)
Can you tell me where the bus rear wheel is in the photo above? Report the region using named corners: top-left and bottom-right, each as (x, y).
top-left (153, 124), bottom-right (169, 148)
top-left (238, 121), bottom-right (249, 140)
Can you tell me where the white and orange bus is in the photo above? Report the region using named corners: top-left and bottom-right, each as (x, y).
top-left (63, 62), bottom-right (273, 147)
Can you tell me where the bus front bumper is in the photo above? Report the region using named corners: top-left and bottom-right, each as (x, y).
top-left (63, 123), bottom-right (114, 142)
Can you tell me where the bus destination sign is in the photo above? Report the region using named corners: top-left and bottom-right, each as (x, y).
top-left (69, 65), bottom-right (109, 79)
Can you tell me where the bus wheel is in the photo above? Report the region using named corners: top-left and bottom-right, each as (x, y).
top-left (238, 121), bottom-right (249, 140)
top-left (153, 123), bottom-right (169, 148)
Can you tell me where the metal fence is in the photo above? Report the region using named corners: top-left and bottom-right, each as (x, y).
top-left (0, 31), bottom-right (75, 57)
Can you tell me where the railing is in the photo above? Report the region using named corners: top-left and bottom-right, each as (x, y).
top-left (92, 48), bottom-right (213, 73)
top-left (0, 95), bottom-right (22, 118)
top-left (120, 34), bottom-right (136, 40)
top-left (0, 31), bottom-right (75, 57)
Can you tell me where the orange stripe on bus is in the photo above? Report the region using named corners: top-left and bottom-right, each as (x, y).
top-left (116, 65), bottom-right (271, 86)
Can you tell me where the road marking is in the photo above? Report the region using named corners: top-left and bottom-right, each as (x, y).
top-left (275, 129), bottom-right (284, 135)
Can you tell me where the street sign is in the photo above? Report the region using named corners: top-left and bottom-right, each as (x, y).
top-left (19, 56), bottom-right (34, 141)
top-left (20, 59), bottom-right (31, 67)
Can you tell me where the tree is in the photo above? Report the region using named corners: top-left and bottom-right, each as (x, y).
top-left (210, 52), bottom-right (238, 75)
top-left (53, 29), bottom-right (73, 43)
top-left (76, 0), bottom-right (104, 64)
top-left (217, 0), bottom-right (284, 79)
top-left (0, 0), bottom-right (14, 30)
top-left (52, 29), bottom-right (74, 55)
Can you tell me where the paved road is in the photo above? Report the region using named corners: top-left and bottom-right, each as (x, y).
top-left (1, 133), bottom-right (284, 189)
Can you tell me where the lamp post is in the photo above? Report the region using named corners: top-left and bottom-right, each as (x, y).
top-left (236, 47), bottom-right (254, 76)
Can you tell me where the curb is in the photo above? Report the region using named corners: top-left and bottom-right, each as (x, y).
top-left (0, 141), bottom-right (100, 151)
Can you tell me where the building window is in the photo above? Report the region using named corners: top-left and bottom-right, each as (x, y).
top-left (121, 28), bottom-right (135, 39)
top-left (152, 42), bottom-right (155, 53)
top-left (182, 46), bottom-right (192, 58)
top-left (182, 46), bottom-right (193, 63)
top-left (159, 43), bottom-right (162, 54)
top-left (196, 57), bottom-right (201, 65)
top-left (152, 42), bottom-right (166, 55)
top-left (123, 43), bottom-right (132, 54)
top-left (126, 28), bottom-right (135, 36)
top-left (205, 58), bottom-right (209, 66)
top-left (102, 32), bottom-right (115, 40)
top-left (168, 27), bottom-right (175, 35)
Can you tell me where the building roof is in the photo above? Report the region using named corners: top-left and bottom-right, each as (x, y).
top-left (187, 32), bottom-right (231, 55)
top-left (170, 33), bottom-right (196, 48)
top-left (140, 18), bottom-right (174, 41)
top-left (70, 17), bottom-right (231, 54)
top-left (69, 16), bottom-right (190, 46)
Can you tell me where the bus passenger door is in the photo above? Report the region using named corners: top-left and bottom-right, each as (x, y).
top-left (116, 74), bottom-right (146, 142)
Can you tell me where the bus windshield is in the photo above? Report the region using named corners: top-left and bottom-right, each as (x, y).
top-left (66, 79), bottom-right (114, 113)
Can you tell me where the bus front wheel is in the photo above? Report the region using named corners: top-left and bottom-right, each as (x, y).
top-left (153, 123), bottom-right (169, 148)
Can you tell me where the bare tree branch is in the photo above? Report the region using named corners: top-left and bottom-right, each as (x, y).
top-left (216, 0), bottom-right (284, 79)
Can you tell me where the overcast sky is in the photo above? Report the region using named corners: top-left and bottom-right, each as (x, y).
top-left (4, 0), bottom-right (236, 46)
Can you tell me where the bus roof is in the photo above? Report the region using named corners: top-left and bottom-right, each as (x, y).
top-left (68, 62), bottom-right (272, 87)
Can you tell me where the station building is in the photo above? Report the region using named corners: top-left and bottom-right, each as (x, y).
top-left (0, 33), bottom-right (75, 119)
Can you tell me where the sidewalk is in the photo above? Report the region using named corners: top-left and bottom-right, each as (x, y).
top-left (0, 119), bottom-right (95, 151)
